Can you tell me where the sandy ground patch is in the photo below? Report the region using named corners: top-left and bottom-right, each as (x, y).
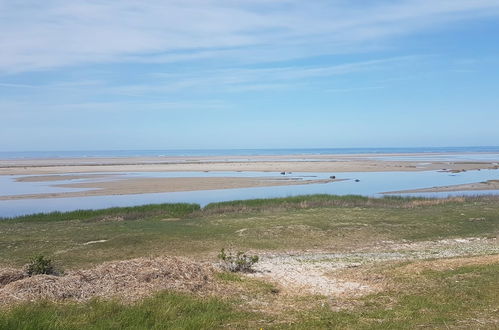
top-left (248, 237), bottom-right (498, 297)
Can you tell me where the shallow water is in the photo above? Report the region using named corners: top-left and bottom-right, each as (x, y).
top-left (0, 175), bottom-right (94, 196)
top-left (1, 169), bottom-right (498, 218)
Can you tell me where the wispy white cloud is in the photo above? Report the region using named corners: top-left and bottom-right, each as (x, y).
top-left (1, 0), bottom-right (499, 72)
top-left (0, 82), bottom-right (38, 88)
top-left (109, 55), bottom-right (421, 95)
top-left (326, 86), bottom-right (386, 93)
top-left (0, 80), bottom-right (103, 89)
top-left (0, 99), bottom-right (230, 119)
top-left (0, 55), bottom-right (413, 96)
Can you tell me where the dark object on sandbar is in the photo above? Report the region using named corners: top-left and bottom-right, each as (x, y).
top-left (280, 172), bottom-right (286, 175)
top-left (330, 175), bottom-right (336, 179)
top-left (354, 179), bottom-right (360, 182)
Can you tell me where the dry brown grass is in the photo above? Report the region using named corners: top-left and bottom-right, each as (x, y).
top-left (403, 197), bottom-right (466, 208)
top-left (0, 268), bottom-right (26, 287)
top-left (0, 256), bottom-right (215, 305)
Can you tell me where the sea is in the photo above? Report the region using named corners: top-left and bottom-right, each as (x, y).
top-left (1, 146), bottom-right (499, 159)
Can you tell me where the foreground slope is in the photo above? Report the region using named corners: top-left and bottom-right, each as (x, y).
top-left (0, 195), bottom-right (497, 329)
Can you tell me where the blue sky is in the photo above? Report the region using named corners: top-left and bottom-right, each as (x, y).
top-left (1, 0), bottom-right (499, 151)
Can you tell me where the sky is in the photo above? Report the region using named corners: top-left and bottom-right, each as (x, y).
top-left (1, 0), bottom-right (499, 151)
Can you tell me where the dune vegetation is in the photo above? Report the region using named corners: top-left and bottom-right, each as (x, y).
top-left (0, 195), bottom-right (498, 329)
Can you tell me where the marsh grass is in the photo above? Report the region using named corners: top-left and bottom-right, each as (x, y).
top-left (202, 194), bottom-right (409, 215)
top-left (2, 194), bottom-right (497, 223)
top-left (200, 194), bottom-right (498, 217)
top-left (1, 203), bottom-right (200, 223)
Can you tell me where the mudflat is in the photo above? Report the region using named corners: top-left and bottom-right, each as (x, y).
top-left (1, 153), bottom-right (498, 175)
top-left (384, 180), bottom-right (499, 194)
top-left (1, 153), bottom-right (498, 200)
top-left (0, 177), bottom-right (341, 200)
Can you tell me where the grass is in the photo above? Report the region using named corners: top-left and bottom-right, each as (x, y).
top-left (203, 194), bottom-right (464, 214)
top-left (1, 261), bottom-right (497, 329)
top-left (290, 262), bottom-right (499, 329)
top-left (1, 203), bottom-right (200, 223)
top-left (0, 195), bottom-right (497, 267)
top-left (0, 292), bottom-right (255, 329)
top-left (2, 194), bottom-right (486, 222)
top-left (0, 195), bottom-right (497, 328)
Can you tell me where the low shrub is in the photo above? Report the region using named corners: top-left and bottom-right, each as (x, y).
top-left (217, 249), bottom-right (259, 273)
top-left (25, 255), bottom-right (60, 276)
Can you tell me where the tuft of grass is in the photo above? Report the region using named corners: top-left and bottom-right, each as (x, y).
top-left (215, 272), bottom-right (243, 282)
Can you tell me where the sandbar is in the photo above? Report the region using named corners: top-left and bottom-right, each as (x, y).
top-left (1, 152), bottom-right (498, 200)
top-left (0, 177), bottom-right (343, 201)
top-left (383, 180), bottom-right (499, 194)
top-left (15, 174), bottom-right (119, 182)
top-left (1, 153), bottom-right (498, 175)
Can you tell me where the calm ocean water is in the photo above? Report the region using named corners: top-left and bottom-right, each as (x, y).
top-left (1, 146), bottom-right (499, 159)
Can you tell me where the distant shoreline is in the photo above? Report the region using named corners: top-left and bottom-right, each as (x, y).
top-left (1, 152), bottom-right (498, 176)
top-left (1, 146), bottom-right (499, 160)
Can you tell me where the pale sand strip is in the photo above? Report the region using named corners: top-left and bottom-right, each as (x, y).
top-left (15, 174), bottom-right (120, 182)
top-left (1, 158), bottom-right (497, 175)
top-left (383, 180), bottom-right (499, 194)
top-left (0, 177), bottom-right (343, 201)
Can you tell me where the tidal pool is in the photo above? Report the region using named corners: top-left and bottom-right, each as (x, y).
top-left (0, 169), bottom-right (498, 218)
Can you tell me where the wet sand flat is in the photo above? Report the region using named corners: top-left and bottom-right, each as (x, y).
top-left (1, 153), bottom-right (498, 201)
top-left (383, 180), bottom-right (499, 194)
top-left (1, 153), bottom-right (498, 175)
top-left (14, 174), bottom-right (120, 182)
top-left (0, 176), bottom-right (342, 200)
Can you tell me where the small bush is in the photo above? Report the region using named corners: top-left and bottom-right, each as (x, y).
top-left (218, 248), bottom-right (259, 273)
top-left (25, 255), bottom-right (60, 276)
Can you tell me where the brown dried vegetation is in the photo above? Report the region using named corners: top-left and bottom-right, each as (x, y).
top-left (0, 256), bottom-right (215, 305)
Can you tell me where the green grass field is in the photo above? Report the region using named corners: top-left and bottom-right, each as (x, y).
top-left (1, 195), bottom-right (497, 267)
top-left (0, 195), bottom-right (498, 329)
